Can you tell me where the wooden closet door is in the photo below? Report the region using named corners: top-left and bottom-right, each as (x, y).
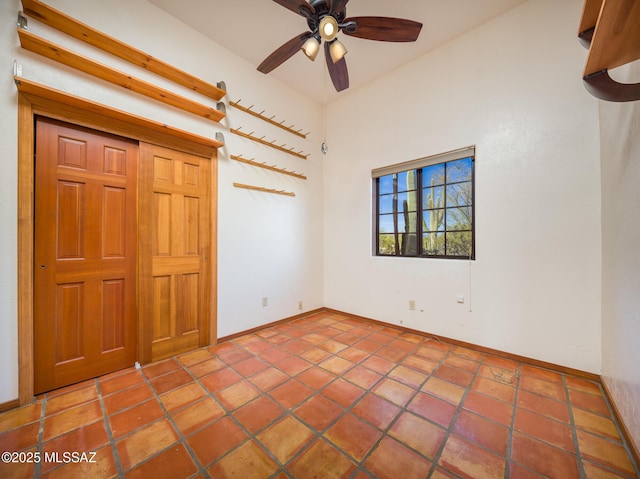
top-left (34, 117), bottom-right (138, 394)
top-left (139, 143), bottom-right (211, 362)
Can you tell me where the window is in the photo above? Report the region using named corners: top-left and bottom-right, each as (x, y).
top-left (373, 147), bottom-right (475, 259)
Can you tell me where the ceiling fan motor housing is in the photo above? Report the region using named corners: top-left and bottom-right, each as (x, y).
top-left (306, 0), bottom-right (347, 33)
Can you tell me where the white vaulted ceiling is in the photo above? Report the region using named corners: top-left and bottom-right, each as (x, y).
top-left (148, 0), bottom-right (528, 103)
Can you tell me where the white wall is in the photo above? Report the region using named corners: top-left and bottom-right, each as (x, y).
top-left (0, 0), bottom-right (20, 405)
top-left (600, 61), bottom-right (640, 452)
top-left (2, 0), bottom-right (627, 407)
top-left (323, 0), bottom-right (603, 373)
top-left (0, 0), bottom-right (324, 403)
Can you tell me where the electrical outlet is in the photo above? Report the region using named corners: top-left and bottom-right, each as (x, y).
top-left (456, 295), bottom-right (465, 304)
top-left (408, 300), bottom-right (416, 311)
top-left (262, 297), bottom-right (268, 307)
top-left (298, 301), bottom-right (303, 311)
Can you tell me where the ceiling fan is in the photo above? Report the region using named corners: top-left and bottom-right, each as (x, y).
top-left (257, 0), bottom-right (423, 92)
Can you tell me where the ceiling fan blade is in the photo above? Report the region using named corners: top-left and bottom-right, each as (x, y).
top-left (325, 41), bottom-right (349, 92)
top-left (257, 32), bottom-right (312, 74)
top-left (343, 16), bottom-right (423, 42)
top-left (327, 0), bottom-right (349, 15)
top-left (272, 0), bottom-right (315, 17)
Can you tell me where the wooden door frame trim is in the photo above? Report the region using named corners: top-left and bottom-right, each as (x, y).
top-left (17, 94), bottom-right (35, 405)
top-left (17, 91), bottom-right (218, 405)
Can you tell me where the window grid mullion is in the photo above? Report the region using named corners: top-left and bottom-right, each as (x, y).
top-left (376, 178), bottom-right (380, 255)
top-left (417, 169), bottom-right (423, 256)
top-left (393, 174), bottom-right (399, 256)
top-left (443, 162), bottom-right (448, 256)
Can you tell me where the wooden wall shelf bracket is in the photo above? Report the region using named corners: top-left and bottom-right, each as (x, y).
top-left (231, 154), bottom-right (307, 180)
top-left (233, 182), bottom-right (295, 197)
top-left (229, 99), bottom-right (310, 139)
top-left (578, 0), bottom-right (640, 102)
top-left (584, 69), bottom-right (640, 102)
top-left (20, 0), bottom-right (226, 100)
top-left (230, 127), bottom-right (309, 160)
top-left (17, 28), bottom-right (226, 122)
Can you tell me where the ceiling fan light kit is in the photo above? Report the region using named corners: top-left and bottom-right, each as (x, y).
top-left (319, 15), bottom-right (339, 41)
top-left (328, 39), bottom-right (347, 63)
top-left (258, 0), bottom-right (423, 92)
top-left (301, 35), bottom-right (320, 60)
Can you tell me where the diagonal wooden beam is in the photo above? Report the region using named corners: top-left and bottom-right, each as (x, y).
top-left (18, 28), bottom-right (226, 123)
top-left (21, 0), bottom-right (226, 100)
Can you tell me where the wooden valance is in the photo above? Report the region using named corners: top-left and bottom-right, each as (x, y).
top-left (15, 76), bottom-right (223, 156)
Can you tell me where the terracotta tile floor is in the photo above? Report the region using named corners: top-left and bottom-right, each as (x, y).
top-left (1, 311), bottom-right (638, 478)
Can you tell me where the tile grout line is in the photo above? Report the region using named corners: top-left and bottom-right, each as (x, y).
top-left (223, 317), bottom-right (421, 475)
top-left (424, 348), bottom-right (487, 478)
top-left (292, 344), bottom-right (399, 477)
top-left (101, 365), bottom-right (207, 478)
top-left (230, 324), bottom-right (363, 475)
top-left (138, 362), bottom-right (212, 479)
top-left (214, 338), bottom-right (295, 477)
top-left (287, 318), bottom-right (422, 475)
top-left (564, 374), bottom-right (588, 479)
top-left (300, 320), bottom-right (430, 467)
top-left (301, 327), bottom-right (509, 477)
top-left (492, 365), bottom-right (585, 477)
top-left (13, 311), bottom-right (636, 479)
top-left (178, 347), bottom-right (300, 477)
top-left (347, 336), bottom-right (486, 477)
top-left (503, 363), bottom-right (522, 479)
top-left (33, 394), bottom-right (47, 478)
top-left (507, 372), bottom-right (633, 478)
top-left (248, 325), bottom-right (336, 478)
top-left (597, 381), bottom-right (640, 478)
top-left (349, 342), bottom-right (440, 478)
top-left (567, 376), bottom-right (640, 477)
top-left (96, 377), bottom-right (125, 479)
top-left (192, 338), bottom-right (299, 474)
top-left (281, 325), bottom-right (394, 472)
top-left (246, 329), bottom-right (368, 478)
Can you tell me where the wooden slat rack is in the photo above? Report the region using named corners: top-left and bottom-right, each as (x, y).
top-left (229, 99), bottom-right (309, 139)
top-left (231, 155), bottom-right (307, 180)
top-left (578, 0), bottom-right (640, 101)
top-left (18, 28), bottom-right (225, 122)
top-left (230, 127), bottom-right (309, 160)
top-left (233, 182), bottom-right (295, 197)
top-left (20, 0), bottom-right (226, 100)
